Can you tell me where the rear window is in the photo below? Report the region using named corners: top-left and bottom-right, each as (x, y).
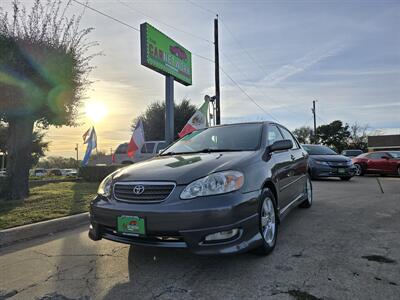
top-left (115, 144), bottom-right (128, 154)
top-left (156, 142), bottom-right (167, 153)
top-left (388, 151), bottom-right (400, 158)
top-left (141, 142), bottom-right (155, 153)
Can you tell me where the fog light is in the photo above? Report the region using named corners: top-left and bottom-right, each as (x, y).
top-left (205, 229), bottom-right (239, 242)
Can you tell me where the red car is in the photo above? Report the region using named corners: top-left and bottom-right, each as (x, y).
top-left (352, 151), bottom-right (400, 176)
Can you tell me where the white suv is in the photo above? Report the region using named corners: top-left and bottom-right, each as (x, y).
top-left (112, 141), bottom-right (167, 165)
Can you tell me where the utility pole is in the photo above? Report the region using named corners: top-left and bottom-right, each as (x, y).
top-left (214, 15), bottom-right (221, 125)
top-left (75, 144), bottom-right (79, 165)
top-left (312, 100), bottom-right (317, 143)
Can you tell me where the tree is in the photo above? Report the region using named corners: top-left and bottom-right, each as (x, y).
top-left (0, 123), bottom-right (48, 168)
top-left (316, 120), bottom-right (351, 153)
top-left (0, 0), bottom-right (97, 200)
top-left (293, 126), bottom-right (313, 144)
top-left (348, 123), bottom-right (368, 152)
top-left (132, 99), bottom-right (197, 140)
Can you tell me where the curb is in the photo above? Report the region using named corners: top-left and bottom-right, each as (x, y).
top-left (0, 212), bottom-right (89, 248)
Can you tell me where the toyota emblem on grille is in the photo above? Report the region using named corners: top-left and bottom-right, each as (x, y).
top-left (133, 185), bottom-right (145, 195)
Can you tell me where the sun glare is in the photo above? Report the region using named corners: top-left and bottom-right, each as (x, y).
top-left (85, 101), bottom-right (108, 123)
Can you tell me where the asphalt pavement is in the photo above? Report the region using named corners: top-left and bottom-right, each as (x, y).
top-left (1, 176), bottom-right (399, 300)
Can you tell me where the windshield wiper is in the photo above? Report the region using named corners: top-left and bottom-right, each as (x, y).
top-left (187, 148), bottom-right (244, 153)
top-left (161, 149), bottom-right (244, 156)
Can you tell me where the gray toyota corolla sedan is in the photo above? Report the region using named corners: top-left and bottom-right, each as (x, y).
top-left (89, 122), bottom-right (312, 255)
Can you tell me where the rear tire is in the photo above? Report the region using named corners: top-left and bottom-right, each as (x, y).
top-left (300, 175), bottom-right (313, 208)
top-left (255, 189), bottom-right (278, 255)
top-left (397, 166), bottom-right (400, 176)
top-left (340, 177), bottom-right (352, 181)
top-left (354, 163), bottom-right (363, 176)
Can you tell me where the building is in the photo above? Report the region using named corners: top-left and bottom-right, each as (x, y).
top-left (368, 129), bottom-right (400, 152)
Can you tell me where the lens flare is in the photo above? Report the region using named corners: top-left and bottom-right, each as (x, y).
top-left (85, 101), bottom-right (107, 123)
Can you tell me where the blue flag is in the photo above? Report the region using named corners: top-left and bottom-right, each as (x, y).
top-left (82, 127), bottom-right (97, 166)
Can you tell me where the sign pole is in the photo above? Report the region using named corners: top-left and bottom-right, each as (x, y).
top-left (165, 75), bottom-right (174, 144)
top-left (214, 16), bottom-right (221, 125)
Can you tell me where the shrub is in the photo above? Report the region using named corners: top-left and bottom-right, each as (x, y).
top-left (79, 165), bottom-right (122, 182)
top-left (0, 177), bottom-right (9, 199)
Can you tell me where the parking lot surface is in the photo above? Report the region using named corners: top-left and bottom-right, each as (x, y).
top-left (1, 176), bottom-right (399, 300)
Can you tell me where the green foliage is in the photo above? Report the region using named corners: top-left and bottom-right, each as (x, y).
top-left (293, 126), bottom-right (313, 144)
top-left (0, 181), bottom-right (98, 229)
top-left (316, 120), bottom-right (351, 153)
top-left (79, 165), bottom-right (121, 182)
top-left (0, 0), bottom-right (98, 125)
top-left (132, 98), bottom-right (197, 140)
top-left (348, 123), bottom-right (368, 152)
top-left (37, 156), bottom-right (78, 169)
top-left (0, 123), bottom-right (48, 167)
top-left (0, 0), bottom-right (98, 200)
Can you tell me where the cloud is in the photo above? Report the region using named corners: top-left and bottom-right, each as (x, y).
top-left (259, 40), bottom-right (347, 87)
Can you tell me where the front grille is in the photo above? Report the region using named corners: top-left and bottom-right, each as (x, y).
top-left (328, 161), bottom-right (348, 167)
top-left (113, 182), bottom-right (175, 203)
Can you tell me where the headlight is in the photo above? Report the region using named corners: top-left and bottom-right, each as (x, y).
top-left (180, 171), bottom-right (244, 199)
top-left (314, 160), bottom-right (329, 166)
top-left (347, 160), bottom-right (353, 166)
top-left (97, 174), bottom-right (113, 198)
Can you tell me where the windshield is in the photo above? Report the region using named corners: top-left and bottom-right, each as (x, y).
top-left (302, 145), bottom-right (337, 155)
top-left (162, 124), bottom-right (263, 155)
top-left (388, 151), bottom-right (400, 158)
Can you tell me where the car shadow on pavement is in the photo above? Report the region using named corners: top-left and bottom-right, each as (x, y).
top-left (102, 245), bottom-right (261, 299)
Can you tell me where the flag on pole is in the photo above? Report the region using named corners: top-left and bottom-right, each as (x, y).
top-left (82, 127), bottom-right (97, 166)
top-left (178, 99), bottom-right (209, 138)
top-left (127, 119), bottom-right (145, 157)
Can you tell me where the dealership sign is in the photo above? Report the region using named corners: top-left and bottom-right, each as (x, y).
top-left (140, 22), bottom-right (192, 86)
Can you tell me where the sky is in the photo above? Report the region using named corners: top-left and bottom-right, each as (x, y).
top-left (1, 0), bottom-right (399, 158)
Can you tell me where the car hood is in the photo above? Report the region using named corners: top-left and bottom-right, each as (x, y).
top-left (113, 151), bottom-right (257, 185)
top-left (309, 154), bottom-right (350, 162)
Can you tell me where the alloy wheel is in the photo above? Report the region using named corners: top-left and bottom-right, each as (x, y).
top-left (261, 198), bottom-right (276, 246)
top-left (306, 177), bottom-right (312, 205)
top-left (355, 164), bottom-right (362, 176)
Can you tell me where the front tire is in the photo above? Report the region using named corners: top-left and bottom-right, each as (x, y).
top-left (255, 189), bottom-right (278, 255)
top-left (300, 175), bottom-right (313, 208)
top-left (354, 163), bottom-right (363, 176)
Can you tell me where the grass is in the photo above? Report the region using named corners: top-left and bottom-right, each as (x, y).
top-left (0, 181), bottom-right (98, 230)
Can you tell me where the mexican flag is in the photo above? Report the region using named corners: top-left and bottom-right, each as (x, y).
top-left (127, 119), bottom-right (145, 157)
top-left (178, 99), bottom-right (209, 138)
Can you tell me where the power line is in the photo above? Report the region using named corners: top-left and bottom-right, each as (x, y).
top-left (185, 0), bottom-right (218, 16)
top-left (73, 0), bottom-right (277, 121)
top-left (72, 0), bottom-right (140, 31)
top-left (72, 0), bottom-right (214, 64)
top-left (117, 0), bottom-right (212, 44)
top-left (219, 66), bottom-right (279, 122)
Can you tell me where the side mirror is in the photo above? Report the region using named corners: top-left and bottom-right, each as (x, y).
top-left (268, 139), bottom-right (293, 152)
top-left (158, 149), bottom-right (165, 155)
top-left (382, 155), bottom-right (390, 160)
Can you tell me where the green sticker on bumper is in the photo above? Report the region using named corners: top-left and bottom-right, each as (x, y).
top-left (117, 216), bottom-right (145, 235)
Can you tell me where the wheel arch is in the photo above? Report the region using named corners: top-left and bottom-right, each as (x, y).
top-left (262, 180), bottom-right (280, 222)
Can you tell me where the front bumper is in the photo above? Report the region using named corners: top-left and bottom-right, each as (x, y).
top-left (89, 188), bottom-right (263, 255)
top-left (310, 164), bottom-right (356, 178)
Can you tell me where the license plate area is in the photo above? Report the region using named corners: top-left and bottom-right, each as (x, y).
top-left (338, 168), bottom-right (345, 174)
top-left (117, 215), bottom-right (146, 236)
